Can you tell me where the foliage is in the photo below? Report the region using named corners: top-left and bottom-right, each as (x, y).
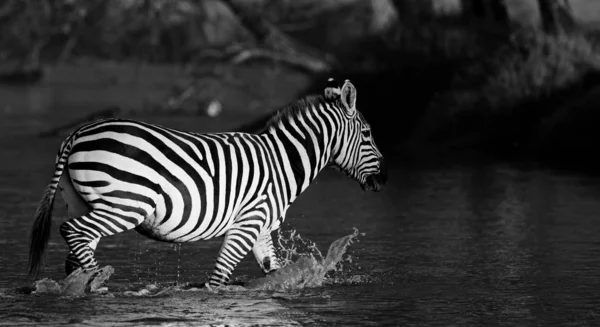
top-left (417, 28), bottom-right (600, 149)
top-left (0, 0), bottom-right (250, 64)
top-left (3, 0), bottom-right (599, 165)
top-left (334, 10), bottom-right (600, 163)
top-left (438, 31), bottom-right (600, 115)
top-left (0, 0), bottom-right (387, 65)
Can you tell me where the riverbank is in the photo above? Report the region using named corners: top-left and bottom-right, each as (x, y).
top-left (4, 17), bottom-right (600, 175)
top-left (304, 19), bottom-right (600, 174)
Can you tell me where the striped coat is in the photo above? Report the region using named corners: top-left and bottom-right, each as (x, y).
top-left (28, 78), bottom-right (387, 287)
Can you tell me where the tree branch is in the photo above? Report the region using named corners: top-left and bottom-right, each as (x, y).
top-left (218, 0), bottom-right (336, 73)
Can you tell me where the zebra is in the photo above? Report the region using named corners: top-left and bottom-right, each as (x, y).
top-left (28, 78), bottom-right (387, 288)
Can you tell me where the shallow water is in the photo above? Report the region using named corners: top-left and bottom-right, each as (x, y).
top-left (2, 114), bottom-right (600, 326)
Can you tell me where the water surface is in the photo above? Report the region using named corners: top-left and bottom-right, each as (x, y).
top-left (1, 112), bottom-right (600, 326)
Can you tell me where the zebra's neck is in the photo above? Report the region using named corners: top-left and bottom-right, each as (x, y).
top-left (263, 102), bottom-right (338, 202)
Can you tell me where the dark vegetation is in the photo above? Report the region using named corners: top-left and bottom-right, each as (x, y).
top-left (322, 0), bottom-right (600, 173)
top-left (2, 0), bottom-right (600, 172)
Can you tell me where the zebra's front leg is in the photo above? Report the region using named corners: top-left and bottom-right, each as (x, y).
top-left (207, 223), bottom-right (263, 288)
top-left (60, 209), bottom-right (145, 275)
top-left (252, 231), bottom-right (281, 275)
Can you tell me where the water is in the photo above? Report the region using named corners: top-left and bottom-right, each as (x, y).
top-left (2, 114), bottom-right (600, 326)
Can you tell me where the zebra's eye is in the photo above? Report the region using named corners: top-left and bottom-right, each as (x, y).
top-left (361, 129), bottom-right (371, 138)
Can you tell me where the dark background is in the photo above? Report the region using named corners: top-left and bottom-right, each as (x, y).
top-left (4, 2), bottom-right (600, 325)
top-left (1, 0), bottom-right (599, 172)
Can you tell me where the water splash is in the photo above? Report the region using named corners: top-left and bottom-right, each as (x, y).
top-left (276, 228), bottom-right (325, 266)
top-left (26, 266), bottom-right (114, 296)
top-left (152, 252), bottom-right (160, 284)
top-left (24, 229), bottom-right (363, 296)
top-left (131, 243), bottom-right (143, 283)
top-left (246, 228), bottom-right (362, 291)
top-left (170, 243), bottom-right (182, 285)
top-left (176, 243), bottom-right (182, 283)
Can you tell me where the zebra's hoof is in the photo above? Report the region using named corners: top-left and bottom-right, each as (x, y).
top-left (65, 261), bottom-right (80, 276)
top-left (263, 257), bottom-right (272, 272)
top-left (261, 256), bottom-right (280, 275)
top-left (265, 268), bottom-right (279, 276)
top-left (204, 282), bottom-right (220, 293)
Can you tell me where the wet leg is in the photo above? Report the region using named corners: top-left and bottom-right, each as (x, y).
top-left (59, 172), bottom-right (94, 275)
top-left (207, 218), bottom-right (265, 288)
top-left (60, 209), bottom-right (146, 274)
top-left (65, 239), bottom-right (99, 275)
top-left (252, 231), bottom-right (281, 274)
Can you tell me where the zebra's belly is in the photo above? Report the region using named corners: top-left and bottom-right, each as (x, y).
top-left (67, 145), bottom-right (238, 243)
top-left (135, 210), bottom-right (234, 243)
top-left (135, 218), bottom-right (176, 242)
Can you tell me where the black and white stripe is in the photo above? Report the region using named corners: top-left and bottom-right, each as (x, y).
top-left (28, 78), bottom-right (387, 287)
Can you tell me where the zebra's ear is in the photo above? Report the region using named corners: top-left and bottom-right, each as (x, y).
top-left (340, 79), bottom-right (357, 116)
top-left (324, 78), bottom-right (341, 100)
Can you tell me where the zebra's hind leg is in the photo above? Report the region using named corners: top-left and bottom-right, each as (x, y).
top-left (58, 171), bottom-right (95, 275)
top-left (207, 223), bottom-right (263, 288)
top-left (252, 231), bottom-right (281, 275)
top-left (60, 209), bottom-right (146, 274)
top-left (65, 239), bottom-right (99, 275)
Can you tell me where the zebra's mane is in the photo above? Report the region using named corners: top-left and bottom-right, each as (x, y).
top-left (263, 94), bottom-right (330, 132)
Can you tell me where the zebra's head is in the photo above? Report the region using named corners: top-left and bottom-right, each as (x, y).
top-left (325, 78), bottom-right (387, 192)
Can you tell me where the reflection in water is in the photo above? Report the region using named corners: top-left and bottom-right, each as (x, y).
top-left (460, 166), bottom-right (538, 323)
top-left (2, 118), bottom-right (600, 325)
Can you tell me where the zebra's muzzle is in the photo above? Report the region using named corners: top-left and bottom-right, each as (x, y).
top-left (361, 157), bottom-right (387, 192)
top-left (361, 173), bottom-right (386, 192)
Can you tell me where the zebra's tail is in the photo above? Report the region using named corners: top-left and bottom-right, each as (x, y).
top-left (28, 135), bottom-right (75, 278)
